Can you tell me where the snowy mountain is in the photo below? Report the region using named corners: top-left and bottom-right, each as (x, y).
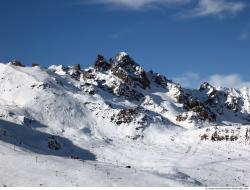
top-left (0, 53), bottom-right (250, 187)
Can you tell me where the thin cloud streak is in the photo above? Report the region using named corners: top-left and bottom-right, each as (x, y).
top-left (208, 74), bottom-right (250, 89)
top-left (174, 72), bottom-right (250, 89)
top-left (82, 0), bottom-right (247, 18)
top-left (239, 23), bottom-right (250, 40)
top-left (86, 0), bottom-right (190, 10)
top-left (183, 0), bottom-right (246, 18)
top-left (173, 72), bottom-right (201, 89)
top-left (239, 32), bottom-right (250, 40)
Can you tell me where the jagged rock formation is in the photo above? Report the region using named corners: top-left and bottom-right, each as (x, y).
top-left (94, 54), bottom-right (111, 71)
top-left (44, 52), bottom-right (250, 130)
top-left (1, 52), bottom-right (250, 141)
top-left (10, 60), bottom-right (25, 67)
top-left (2, 52), bottom-right (250, 187)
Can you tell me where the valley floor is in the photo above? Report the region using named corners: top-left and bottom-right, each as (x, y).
top-left (1, 127), bottom-right (250, 187)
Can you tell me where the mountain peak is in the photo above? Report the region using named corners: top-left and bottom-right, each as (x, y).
top-left (1, 55), bottom-right (250, 187)
top-left (94, 54), bottom-right (111, 71)
top-left (115, 52), bottom-right (129, 62)
top-left (2, 53), bottom-right (250, 130)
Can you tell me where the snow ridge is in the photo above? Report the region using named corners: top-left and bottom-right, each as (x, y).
top-left (1, 53), bottom-right (250, 187)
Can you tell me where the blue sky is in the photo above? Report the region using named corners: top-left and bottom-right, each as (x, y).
top-left (0, 0), bottom-right (250, 88)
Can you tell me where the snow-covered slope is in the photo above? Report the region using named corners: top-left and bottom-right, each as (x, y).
top-left (0, 53), bottom-right (250, 187)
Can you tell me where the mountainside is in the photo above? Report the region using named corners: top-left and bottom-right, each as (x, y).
top-left (1, 52), bottom-right (250, 186)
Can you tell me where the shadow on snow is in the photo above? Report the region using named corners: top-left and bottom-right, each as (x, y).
top-left (0, 119), bottom-right (96, 161)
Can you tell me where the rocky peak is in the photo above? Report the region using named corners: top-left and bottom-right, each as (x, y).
top-left (73, 64), bottom-right (81, 71)
top-left (10, 59), bottom-right (25, 67)
top-left (49, 64), bottom-right (82, 80)
top-left (112, 52), bottom-right (138, 72)
top-left (154, 73), bottom-right (170, 88)
top-left (45, 53), bottom-right (250, 125)
top-left (114, 52), bottom-right (131, 63)
top-left (110, 52), bottom-right (150, 89)
top-left (200, 82), bottom-right (216, 96)
top-left (94, 54), bottom-right (111, 71)
top-left (200, 82), bottom-right (211, 90)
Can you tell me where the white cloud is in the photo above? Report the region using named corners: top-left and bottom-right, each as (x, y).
top-left (110, 29), bottom-right (133, 39)
top-left (174, 73), bottom-right (250, 89)
top-left (239, 23), bottom-right (250, 40)
top-left (173, 72), bottom-right (201, 88)
top-left (182, 0), bottom-right (246, 18)
top-left (85, 0), bottom-right (246, 17)
top-left (239, 32), bottom-right (250, 40)
top-left (208, 74), bottom-right (250, 88)
top-left (85, 0), bottom-right (190, 10)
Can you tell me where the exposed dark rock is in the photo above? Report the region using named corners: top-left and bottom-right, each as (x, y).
top-left (111, 53), bottom-right (150, 89)
top-left (200, 82), bottom-right (242, 116)
top-left (154, 74), bottom-right (169, 88)
top-left (81, 71), bottom-right (95, 80)
top-left (246, 128), bottom-right (250, 141)
top-left (70, 71), bottom-right (81, 81)
top-left (74, 64), bottom-right (81, 71)
top-left (211, 131), bottom-right (222, 141)
top-left (199, 82), bottom-right (213, 91)
top-left (185, 96), bottom-right (200, 109)
top-left (174, 85), bottom-right (185, 103)
top-left (200, 134), bottom-right (209, 141)
top-left (94, 54), bottom-right (111, 71)
top-left (11, 60), bottom-right (25, 67)
top-left (111, 66), bottom-right (133, 86)
top-left (48, 136), bottom-right (61, 150)
top-left (191, 105), bottom-right (216, 122)
top-left (138, 71), bottom-right (150, 89)
top-left (226, 96), bottom-right (240, 112)
top-left (88, 90), bottom-right (95, 95)
top-left (44, 53), bottom-right (250, 125)
top-left (176, 114), bottom-right (188, 122)
top-left (37, 82), bottom-right (50, 89)
top-left (125, 89), bottom-right (144, 101)
top-left (207, 128), bottom-right (240, 142)
top-left (116, 85), bottom-right (144, 101)
top-left (112, 108), bottom-right (138, 125)
top-left (177, 90), bottom-right (217, 122)
top-left (70, 155), bottom-right (80, 159)
top-left (115, 53), bottom-right (136, 68)
top-left (32, 63), bottom-right (39, 67)
top-left (230, 135), bottom-right (238, 141)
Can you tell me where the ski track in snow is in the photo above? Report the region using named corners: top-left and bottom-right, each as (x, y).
top-left (2, 131), bottom-right (249, 186)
